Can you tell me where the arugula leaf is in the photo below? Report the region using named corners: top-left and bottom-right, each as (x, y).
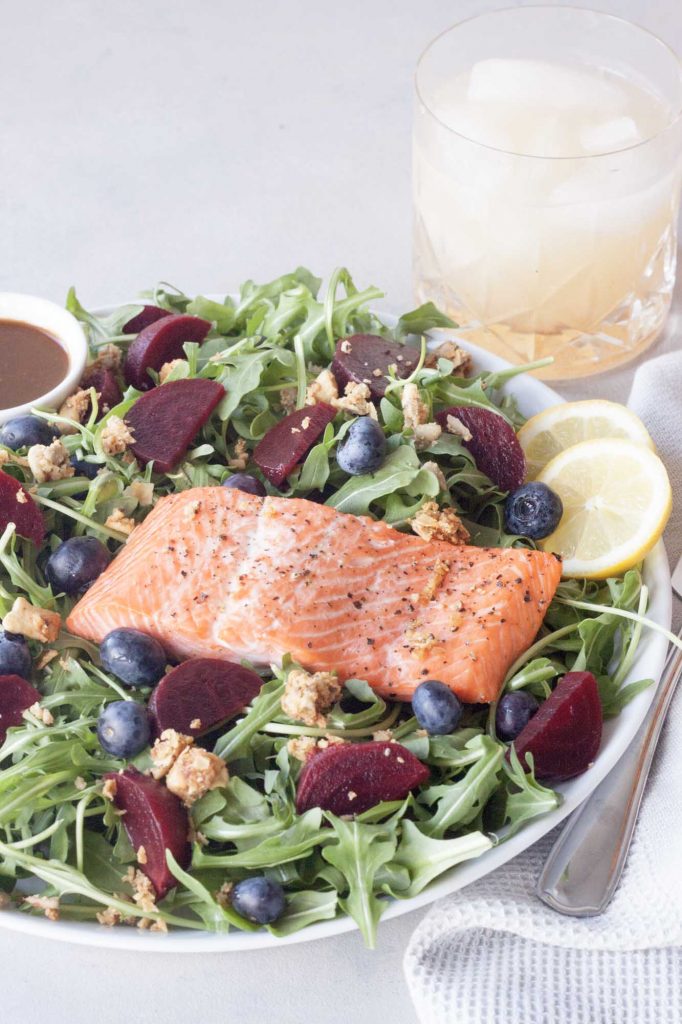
top-left (499, 747), bottom-right (561, 839)
top-left (394, 302), bottom-right (458, 340)
top-left (325, 446), bottom-right (423, 515)
top-left (390, 821), bottom-right (492, 897)
top-left (268, 890), bottom-right (338, 936)
top-left (419, 735), bottom-right (503, 838)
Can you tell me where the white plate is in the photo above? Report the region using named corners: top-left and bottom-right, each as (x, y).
top-left (0, 323), bottom-right (671, 951)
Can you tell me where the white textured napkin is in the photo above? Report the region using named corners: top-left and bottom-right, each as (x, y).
top-left (404, 345), bottom-right (682, 1024)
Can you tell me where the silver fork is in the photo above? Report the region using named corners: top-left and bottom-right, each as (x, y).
top-left (536, 557), bottom-right (682, 916)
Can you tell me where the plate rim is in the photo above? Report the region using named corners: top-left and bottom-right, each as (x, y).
top-left (0, 309), bottom-right (671, 951)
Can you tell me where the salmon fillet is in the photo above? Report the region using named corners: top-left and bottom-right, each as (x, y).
top-left (67, 487), bottom-right (562, 704)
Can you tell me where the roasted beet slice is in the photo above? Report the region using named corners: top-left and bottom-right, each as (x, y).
top-left (149, 658), bottom-right (262, 738)
top-left (0, 470), bottom-right (45, 545)
top-left (80, 366), bottom-right (123, 416)
top-left (105, 766), bottom-right (190, 899)
top-left (125, 379), bottom-right (225, 474)
top-left (0, 675), bottom-right (42, 744)
top-left (296, 741), bottom-right (429, 815)
top-left (332, 334), bottom-right (421, 400)
top-left (435, 406), bottom-right (526, 493)
top-left (253, 404), bottom-right (336, 488)
top-left (123, 305), bottom-right (170, 335)
top-left (511, 671), bottom-right (603, 782)
top-left (124, 314), bottom-right (211, 391)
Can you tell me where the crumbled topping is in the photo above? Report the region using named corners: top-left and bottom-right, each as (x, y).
top-left (24, 894), bottom-right (60, 921)
top-left (74, 776), bottom-right (87, 791)
top-left (24, 702), bottom-right (54, 727)
top-left (421, 559), bottom-right (451, 602)
top-left (91, 343), bottom-right (122, 371)
top-left (332, 382), bottom-right (377, 418)
top-left (150, 729), bottom-right (194, 780)
top-left (410, 501), bottom-right (470, 545)
top-left (287, 733), bottom-right (347, 762)
top-left (101, 416), bottom-right (135, 456)
top-left (340, 339), bottom-right (352, 354)
top-left (425, 341), bottom-right (473, 375)
top-left (347, 790), bottom-right (357, 802)
top-left (105, 508), bottom-right (136, 535)
top-left (445, 414), bottom-right (473, 443)
top-left (137, 845), bottom-right (148, 865)
top-left (16, 489), bottom-right (28, 504)
top-left (27, 439), bottom-right (74, 483)
top-left (227, 438), bottom-right (249, 471)
top-left (3, 597), bottom-right (61, 643)
top-left (306, 368), bottom-right (339, 406)
top-left (0, 892), bottom-right (12, 910)
top-left (58, 388), bottom-right (92, 434)
top-left (159, 359), bottom-right (184, 384)
top-left (372, 729), bottom-right (394, 743)
top-left (421, 461), bottom-right (448, 492)
top-left (403, 626), bottom-right (437, 653)
top-left (401, 383), bottom-right (428, 431)
top-left (36, 645), bottom-right (58, 670)
top-left (189, 718), bottom-right (202, 731)
top-left (165, 747), bottom-right (228, 806)
top-left (125, 480), bottom-right (154, 507)
top-left (187, 820), bottom-right (208, 846)
top-left (413, 422), bottom-right (442, 451)
top-left (281, 669), bottom-right (343, 728)
top-left (124, 867), bottom-right (157, 914)
top-left (96, 906), bottom-right (122, 927)
top-left (279, 388), bottom-right (297, 412)
top-left (0, 449), bottom-right (28, 468)
top-left (215, 882), bottom-right (233, 909)
top-left (102, 778), bottom-right (117, 801)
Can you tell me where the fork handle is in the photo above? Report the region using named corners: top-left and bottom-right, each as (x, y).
top-left (536, 638), bottom-right (682, 917)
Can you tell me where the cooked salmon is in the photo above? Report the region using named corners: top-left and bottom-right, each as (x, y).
top-left (67, 488), bottom-right (562, 704)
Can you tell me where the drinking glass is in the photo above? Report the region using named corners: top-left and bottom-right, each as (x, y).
top-left (413, 7), bottom-right (682, 379)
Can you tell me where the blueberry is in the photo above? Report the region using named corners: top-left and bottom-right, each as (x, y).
top-left (0, 416), bottom-right (58, 450)
top-left (97, 700), bottom-right (150, 758)
top-left (100, 628), bottom-right (166, 688)
top-left (45, 536), bottom-right (112, 596)
top-left (495, 691), bottom-right (540, 742)
top-left (336, 417), bottom-right (386, 476)
top-left (222, 473), bottom-right (266, 497)
top-left (412, 680), bottom-right (463, 735)
top-left (504, 482), bottom-right (563, 540)
top-left (0, 629), bottom-right (32, 680)
top-left (70, 456), bottom-right (101, 480)
top-left (231, 876), bottom-right (286, 925)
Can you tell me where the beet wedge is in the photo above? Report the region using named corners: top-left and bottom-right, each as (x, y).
top-left (124, 314), bottom-right (212, 391)
top-left (435, 406), bottom-right (526, 493)
top-left (80, 366), bottom-right (123, 417)
top-left (296, 741), bottom-right (429, 815)
top-left (0, 470), bottom-right (45, 545)
top-left (105, 766), bottom-right (191, 899)
top-left (149, 658), bottom-right (262, 738)
top-left (332, 334), bottom-right (421, 400)
top-left (125, 379), bottom-right (225, 474)
top-left (511, 671), bottom-right (603, 782)
top-left (123, 305), bottom-right (170, 335)
top-left (0, 675), bottom-right (42, 744)
top-left (253, 404), bottom-right (336, 488)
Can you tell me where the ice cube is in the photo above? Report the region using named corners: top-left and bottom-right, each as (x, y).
top-left (579, 117), bottom-right (642, 155)
top-left (467, 59), bottom-right (626, 115)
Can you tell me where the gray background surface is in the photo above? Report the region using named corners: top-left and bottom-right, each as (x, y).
top-left (2, 2), bottom-right (681, 1022)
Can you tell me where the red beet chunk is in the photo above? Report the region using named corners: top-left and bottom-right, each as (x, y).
top-left (511, 671), bottom-right (603, 782)
top-left (435, 406), bottom-right (526, 493)
top-left (125, 378), bottom-right (225, 474)
top-left (253, 404), bottom-right (336, 488)
top-left (123, 305), bottom-right (170, 335)
top-left (124, 314), bottom-right (211, 391)
top-left (0, 675), bottom-right (42, 744)
top-left (0, 470), bottom-right (45, 546)
top-left (105, 766), bottom-right (191, 899)
top-left (332, 334), bottom-right (421, 401)
top-left (296, 741), bottom-right (429, 815)
top-left (149, 658), bottom-right (262, 738)
top-left (80, 366), bottom-right (123, 416)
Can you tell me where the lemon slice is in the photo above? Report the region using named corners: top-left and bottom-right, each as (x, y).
top-left (537, 438), bottom-right (671, 579)
top-left (518, 400), bottom-right (654, 480)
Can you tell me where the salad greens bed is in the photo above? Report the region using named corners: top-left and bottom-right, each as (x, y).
top-left (0, 267), bottom-right (656, 946)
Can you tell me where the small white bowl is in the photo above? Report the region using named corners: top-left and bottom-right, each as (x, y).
top-left (0, 293), bottom-right (88, 425)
